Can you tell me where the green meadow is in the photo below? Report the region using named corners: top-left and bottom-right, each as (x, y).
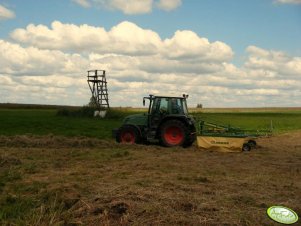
top-left (0, 107), bottom-right (301, 137)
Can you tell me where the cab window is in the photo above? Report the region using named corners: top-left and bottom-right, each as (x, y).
top-left (171, 98), bottom-right (184, 114)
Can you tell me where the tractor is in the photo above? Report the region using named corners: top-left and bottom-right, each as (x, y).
top-left (114, 94), bottom-right (196, 147)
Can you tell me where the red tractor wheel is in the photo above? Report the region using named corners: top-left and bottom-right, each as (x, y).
top-left (116, 125), bottom-right (140, 144)
top-left (160, 120), bottom-right (188, 147)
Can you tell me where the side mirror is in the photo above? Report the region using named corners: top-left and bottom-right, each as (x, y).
top-left (143, 99), bottom-right (145, 106)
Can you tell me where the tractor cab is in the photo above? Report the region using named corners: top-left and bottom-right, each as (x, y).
top-left (143, 95), bottom-right (190, 130)
top-left (144, 95), bottom-right (188, 115)
top-left (115, 94), bottom-right (196, 147)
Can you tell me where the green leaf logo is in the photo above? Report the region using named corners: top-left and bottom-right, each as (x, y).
top-left (267, 206), bottom-right (299, 224)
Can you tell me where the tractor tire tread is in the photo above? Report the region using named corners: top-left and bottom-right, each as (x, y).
top-left (116, 125), bottom-right (141, 144)
top-left (160, 119), bottom-right (190, 147)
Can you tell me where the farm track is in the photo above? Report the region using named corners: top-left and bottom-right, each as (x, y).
top-left (0, 132), bottom-right (301, 225)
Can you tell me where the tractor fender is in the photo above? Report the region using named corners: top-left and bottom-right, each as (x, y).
top-left (157, 116), bottom-right (195, 135)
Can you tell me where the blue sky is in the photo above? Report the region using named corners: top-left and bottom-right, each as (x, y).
top-left (0, 0), bottom-right (301, 107)
top-left (2, 0), bottom-right (301, 55)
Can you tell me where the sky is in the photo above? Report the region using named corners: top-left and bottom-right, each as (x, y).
top-left (0, 0), bottom-right (300, 108)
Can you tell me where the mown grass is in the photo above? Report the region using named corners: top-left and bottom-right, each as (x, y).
top-left (0, 141), bottom-right (134, 225)
top-left (0, 134), bottom-right (300, 225)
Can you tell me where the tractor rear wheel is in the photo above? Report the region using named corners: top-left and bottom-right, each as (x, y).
top-left (116, 125), bottom-right (140, 144)
top-left (160, 120), bottom-right (189, 147)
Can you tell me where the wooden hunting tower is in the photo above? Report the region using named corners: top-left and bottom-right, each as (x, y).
top-left (87, 70), bottom-right (109, 109)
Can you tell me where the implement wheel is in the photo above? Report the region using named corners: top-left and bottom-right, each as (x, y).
top-left (116, 125), bottom-right (140, 144)
top-left (248, 140), bottom-right (257, 147)
top-left (160, 120), bottom-right (188, 147)
top-left (242, 143), bottom-right (251, 152)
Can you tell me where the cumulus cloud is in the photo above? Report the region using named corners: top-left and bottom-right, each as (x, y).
top-left (2, 21), bottom-right (301, 107)
top-left (72, 0), bottom-right (182, 14)
top-left (0, 4), bottom-right (15, 20)
top-left (0, 40), bottom-right (89, 76)
top-left (72, 0), bottom-right (91, 8)
top-left (163, 30), bottom-right (233, 62)
top-left (156, 0), bottom-right (182, 11)
top-left (245, 45), bottom-right (301, 77)
top-left (10, 21), bottom-right (233, 62)
top-left (11, 21), bottom-right (163, 56)
top-left (97, 0), bottom-right (153, 14)
top-left (275, 0), bottom-right (301, 4)
top-left (10, 22), bottom-right (110, 52)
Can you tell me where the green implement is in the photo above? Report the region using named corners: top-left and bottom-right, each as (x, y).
top-left (196, 120), bottom-right (272, 152)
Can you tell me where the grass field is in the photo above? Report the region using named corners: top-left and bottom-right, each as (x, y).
top-left (0, 109), bottom-right (121, 138)
top-left (0, 106), bottom-right (301, 225)
top-left (0, 107), bottom-right (301, 138)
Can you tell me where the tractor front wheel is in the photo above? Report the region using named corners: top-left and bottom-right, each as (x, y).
top-left (160, 120), bottom-right (188, 147)
top-left (116, 125), bottom-right (140, 144)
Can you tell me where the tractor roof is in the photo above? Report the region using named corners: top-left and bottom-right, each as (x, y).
top-left (148, 94), bottom-right (188, 99)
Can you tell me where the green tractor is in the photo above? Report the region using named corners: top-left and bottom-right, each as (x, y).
top-left (114, 94), bottom-right (196, 147)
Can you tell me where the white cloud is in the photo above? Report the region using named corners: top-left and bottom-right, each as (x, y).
top-left (275, 0), bottom-right (301, 4)
top-left (10, 22), bottom-right (110, 52)
top-left (72, 0), bottom-right (182, 14)
top-left (108, 21), bottom-right (162, 54)
top-left (97, 0), bottom-right (153, 14)
top-left (11, 21), bottom-right (162, 56)
top-left (0, 4), bottom-right (15, 20)
top-left (0, 75), bottom-right (14, 86)
top-left (72, 0), bottom-right (91, 8)
top-left (2, 21), bottom-right (301, 107)
top-left (245, 45), bottom-right (301, 77)
top-left (11, 21), bottom-right (232, 63)
top-left (156, 0), bottom-right (182, 11)
top-left (0, 40), bottom-right (89, 76)
top-left (163, 30), bottom-right (233, 62)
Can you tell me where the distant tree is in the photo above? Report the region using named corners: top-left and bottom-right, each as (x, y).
top-left (196, 103), bottom-right (203, 108)
top-left (87, 96), bottom-right (98, 108)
